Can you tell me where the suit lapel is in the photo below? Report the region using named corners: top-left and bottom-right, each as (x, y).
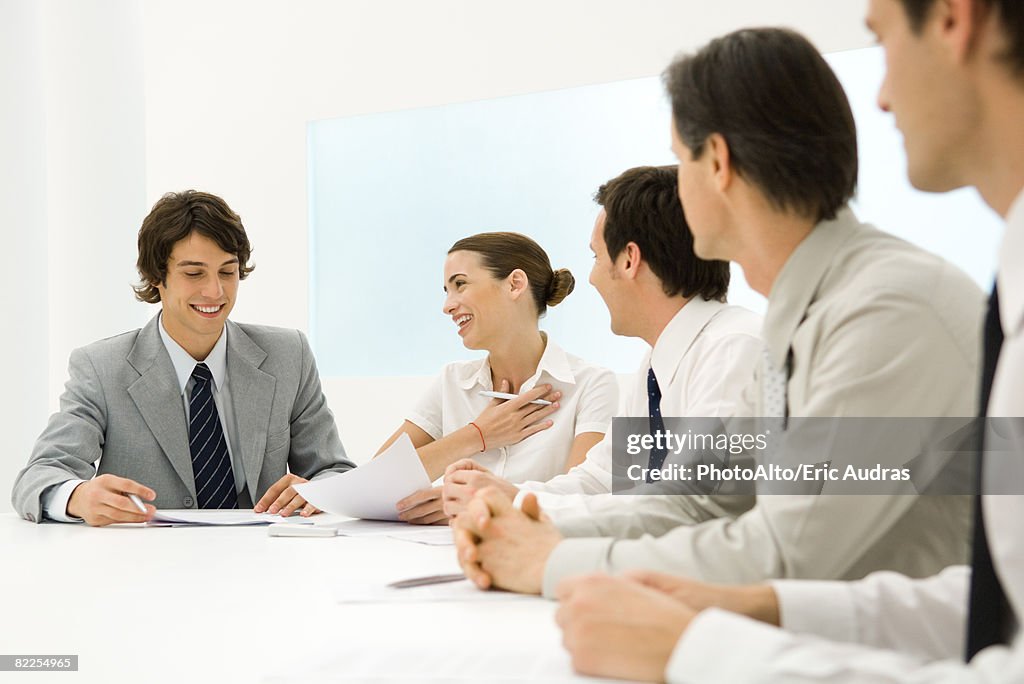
top-left (127, 316), bottom-right (196, 496)
top-left (225, 321), bottom-right (275, 500)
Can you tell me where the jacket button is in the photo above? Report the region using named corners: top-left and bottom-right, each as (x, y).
top-left (183, 496), bottom-right (194, 507)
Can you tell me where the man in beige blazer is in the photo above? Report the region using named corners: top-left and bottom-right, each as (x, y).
top-left (12, 190), bottom-right (354, 526)
top-left (451, 28), bottom-right (982, 597)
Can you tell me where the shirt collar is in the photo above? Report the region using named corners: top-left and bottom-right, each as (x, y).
top-left (157, 313), bottom-right (229, 395)
top-left (997, 187), bottom-right (1024, 335)
top-left (762, 206), bottom-right (860, 368)
top-left (455, 332), bottom-right (576, 391)
top-left (649, 297), bottom-right (728, 387)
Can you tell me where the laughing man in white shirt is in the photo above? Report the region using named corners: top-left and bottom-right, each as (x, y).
top-left (554, 1), bottom-right (1024, 681)
top-left (441, 165), bottom-right (762, 528)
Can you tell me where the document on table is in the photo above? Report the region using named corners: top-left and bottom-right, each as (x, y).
top-left (146, 510), bottom-right (312, 526)
top-left (330, 519), bottom-right (454, 545)
top-left (384, 526), bottom-right (454, 546)
top-left (293, 433), bottom-right (431, 521)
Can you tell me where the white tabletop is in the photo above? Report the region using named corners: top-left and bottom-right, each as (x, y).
top-left (0, 513), bottom-right (617, 683)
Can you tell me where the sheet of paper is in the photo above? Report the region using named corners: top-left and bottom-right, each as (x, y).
top-left (330, 519), bottom-right (414, 536)
top-left (293, 433), bottom-right (431, 520)
top-left (385, 526), bottom-right (454, 546)
top-left (146, 510), bottom-right (310, 526)
top-left (326, 519), bottom-right (454, 545)
top-left (335, 578), bottom-right (526, 604)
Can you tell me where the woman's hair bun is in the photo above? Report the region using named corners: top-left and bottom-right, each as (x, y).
top-left (546, 268), bottom-right (575, 307)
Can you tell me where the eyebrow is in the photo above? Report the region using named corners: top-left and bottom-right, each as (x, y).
top-left (443, 273), bottom-right (468, 291)
top-left (175, 257), bottom-right (240, 269)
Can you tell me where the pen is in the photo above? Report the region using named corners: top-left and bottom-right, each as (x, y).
top-left (127, 493), bottom-right (148, 514)
top-left (479, 390), bottom-right (552, 406)
top-left (387, 573), bottom-right (467, 589)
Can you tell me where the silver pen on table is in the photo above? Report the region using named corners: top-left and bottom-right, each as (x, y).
top-left (387, 573), bottom-right (466, 589)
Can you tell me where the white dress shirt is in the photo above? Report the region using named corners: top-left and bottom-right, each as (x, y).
top-left (406, 333), bottom-right (617, 484)
top-left (42, 316), bottom-right (244, 520)
top-left (667, 189), bottom-right (1024, 683)
top-left (515, 298), bottom-right (761, 519)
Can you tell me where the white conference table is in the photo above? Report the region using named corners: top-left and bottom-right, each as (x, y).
top-left (0, 513), bottom-right (624, 683)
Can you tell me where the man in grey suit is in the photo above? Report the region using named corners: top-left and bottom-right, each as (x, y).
top-left (11, 190), bottom-right (354, 526)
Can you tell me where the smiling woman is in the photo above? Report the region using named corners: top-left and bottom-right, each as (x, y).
top-left (374, 232), bottom-right (619, 525)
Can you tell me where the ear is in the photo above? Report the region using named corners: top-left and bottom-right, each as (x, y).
top-left (618, 242), bottom-right (643, 280)
top-left (508, 269), bottom-right (529, 300)
top-left (705, 133), bottom-right (733, 193)
top-left (927, 0), bottom-right (995, 66)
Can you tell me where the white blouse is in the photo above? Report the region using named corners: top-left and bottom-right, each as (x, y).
top-left (406, 334), bottom-right (618, 484)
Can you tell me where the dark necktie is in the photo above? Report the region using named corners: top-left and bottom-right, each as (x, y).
top-left (966, 286), bottom-right (1009, 659)
top-left (646, 368), bottom-right (668, 477)
top-left (189, 363), bottom-right (237, 509)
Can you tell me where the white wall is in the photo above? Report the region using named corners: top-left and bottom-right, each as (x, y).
top-left (0, 0), bottom-right (148, 502)
top-left (1, 0), bottom-right (873, 492)
top-left (1, 0), bottom-right (49, 503)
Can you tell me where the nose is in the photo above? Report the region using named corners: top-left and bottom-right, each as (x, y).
top-left (202, 275), bottom-right (225, 300)
top-left (442, 291), bottom-right (457, 315)
top-left (876, 78), bottom-right (891, 114)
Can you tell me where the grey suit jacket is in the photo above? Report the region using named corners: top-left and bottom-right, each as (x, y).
top-left (543, 209), bottom-right (982, 596)
top-left (11, 315), bottom-right (354, 522)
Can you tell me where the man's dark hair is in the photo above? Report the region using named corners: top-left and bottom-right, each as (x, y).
top-left (898, 0), bottom-right (1024, 75)
top-left (594, 165), bottom-right (729, 302)
top-left (133, 190), bottom-right (254, 304)
top-left (664, 27), bottom-right (857, 223)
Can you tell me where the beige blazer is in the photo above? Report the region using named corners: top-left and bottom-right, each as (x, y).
top-left (544, 209), bottom-right (983, 596)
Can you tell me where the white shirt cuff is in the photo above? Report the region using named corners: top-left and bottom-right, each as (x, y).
top-left (772, 578), bottom-right (859, 643)
top-left (42, 479), bottom-right (86, 523)
top-left (668, 608), bottom-right (787, 683)
top-left (512, 488), bottom-right (529, 508)
top-left (541, 537), bottom-right (614, 598)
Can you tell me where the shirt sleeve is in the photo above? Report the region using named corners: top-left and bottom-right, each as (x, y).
top-left (571, 368), bottom-right (618, 436)
top-left (405, 371), bottom-right (446, 441)
top-left (42, 480), bottom-right (85, 523)
top-left (771, 566), bottom-right (968, 660)
top-left (668, 569), bottom-right (1017, 684)
top-left (551, 491), bottom-right (754, 539)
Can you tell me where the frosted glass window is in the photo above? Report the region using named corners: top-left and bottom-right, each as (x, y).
top-left (309, 46), bottom-right (1000, 377)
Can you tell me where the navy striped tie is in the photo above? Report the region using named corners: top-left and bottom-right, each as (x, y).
top-left (189, 363), bottom-right (237, 509)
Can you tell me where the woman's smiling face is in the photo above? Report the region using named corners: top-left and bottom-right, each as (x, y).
top-left (442, 249), bottom-right (509, 350)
